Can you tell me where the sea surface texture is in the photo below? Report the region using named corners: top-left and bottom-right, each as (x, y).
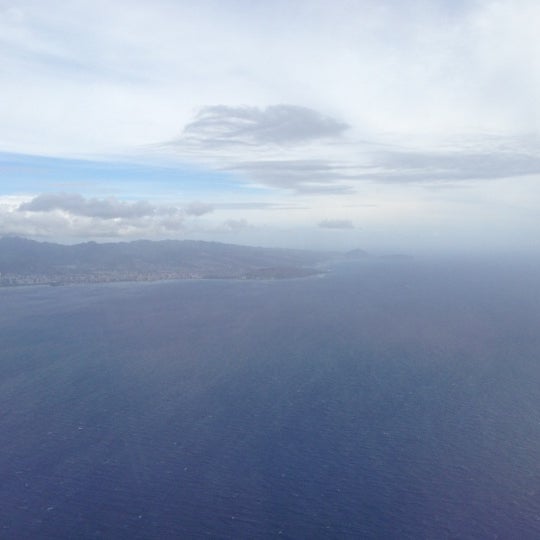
top-left (2, 257), bottom-right (540, 539)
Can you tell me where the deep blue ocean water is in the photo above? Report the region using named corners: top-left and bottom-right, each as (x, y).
top-left (2, 257), bottom-right (540, 539)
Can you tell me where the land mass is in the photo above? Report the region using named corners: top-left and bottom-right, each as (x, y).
top-left (0, 237), bottom-right (334, 287)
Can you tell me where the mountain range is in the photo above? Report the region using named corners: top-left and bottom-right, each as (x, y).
top-left (0, 237), bottom-right (334, 286)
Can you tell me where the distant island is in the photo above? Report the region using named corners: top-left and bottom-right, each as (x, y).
top-left (0, 237), bottom-right (336, 287)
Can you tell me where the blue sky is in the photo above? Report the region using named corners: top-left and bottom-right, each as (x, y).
top-left (1, 0), bottom-right (539, 253)
top-left (0, 152), bottom-right (249, 198)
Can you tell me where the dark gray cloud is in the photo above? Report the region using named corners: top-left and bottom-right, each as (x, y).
top-left (318, 219), bottom-right (355, 229)
top-left (19, 193), bottom-right (167, 219)
top-left (182, 105), bottom-right (349, 146)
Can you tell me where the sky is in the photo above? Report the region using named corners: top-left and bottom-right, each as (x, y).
top-left (1, 0), bottom-right (540, 253)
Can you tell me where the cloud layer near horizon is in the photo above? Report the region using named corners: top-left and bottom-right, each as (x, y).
top-left (2, 193), bottom-right (285, 242)
top-left (6, 194), bottom-right (216, 240)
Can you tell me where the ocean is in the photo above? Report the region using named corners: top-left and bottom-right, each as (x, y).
top-left (2, 256), bottom-right (540, 538)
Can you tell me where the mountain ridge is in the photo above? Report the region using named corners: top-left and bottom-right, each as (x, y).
top-left (0, 236), bottom-right (334, 286)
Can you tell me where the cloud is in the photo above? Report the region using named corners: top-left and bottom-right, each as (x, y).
top-left (2, 0), bottom-right (540, 161)
top-left (9, 193), bottom-right (226, 240)
top-left (213, 202), bottom-right (305, 210)
top-left (1, 193), bottom-right (186, 240)
top-left (225, 159), bottom-right (357, 193)
top-left (18, 193), bottom-right (168, 219)
top-left (185, 201), bottom-right (214, 216)
top-left (318, 219), bottom-right (355, 229)
top-left (166, 104), bottom-right (358, 194)
top-left (11, 192), bottom-right (306, 241)
top-left (369, 149), bottom-right (540, 183)
top-left (224, 219), bottom-right (249, 231)
top-left (172, 105), bottom-right (540, 194)
top-left (182, 105), bottom-right (349, 147)
top-left (2, 1), bottom-right (540, 249)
